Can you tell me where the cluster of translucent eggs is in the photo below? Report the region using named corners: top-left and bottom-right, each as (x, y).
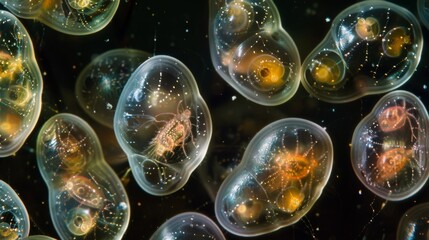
top-left (0, 0), bottom-right (428, 239)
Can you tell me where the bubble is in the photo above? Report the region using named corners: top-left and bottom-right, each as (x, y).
top-left (215, 118), bottom-right (333, 236)
top-left (36, 113), bottom-right (130, 239)
top-left (382, 27), bottom-right (412, 58)
top-left (209, 0), bottom-right (301, 106)
top-left (68, 0), bottom-right (91, 10)
top-left (114, 55), bottom-right (212, 196)
top-left (301, 1), bottom-right (423, 103)
top-left (149, 212), bottom-right (225, 240)
top-left (75, 49), bottom-right (151, 128)
top-left (65, 207), bottom-right (96, 236)
top-left (0, 180), bottom-right (30, 239)
top-left (0, 11), bottom-right (43, 158)
top-left (417, 0), bottom-right (429, 29)
top-left (307, 50), bottom-right (345, 91)
top-left (351, 90), bottom-right (429, 201)
top-left (0, 0), bottom-right (119, 35)
top-left (355, 17), bottom-right (380, 40)
top-left (396, 202), bottom-right (429, 240)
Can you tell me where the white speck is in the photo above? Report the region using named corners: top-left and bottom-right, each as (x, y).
top-left (325, 17), bottom-right (331, 22)
top-left (232, 96), bottom-right (237, 101)
top-left (106, 103), bottom-right (113, 110)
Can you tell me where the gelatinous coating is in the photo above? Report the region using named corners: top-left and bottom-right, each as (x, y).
top-left (0, 180), bottom-right (30, 239)
top-left (114, 55), bottom-right (212, 196)
top-left (150, 212), bottom-right (226, 240)
top-left (351, 90), bottom-right (429, 201)
top-left (197, 101), bottom-right (285, 201)
top-left (0, 11), bottom-right (43, 157)
top-left (418, 0), bottom-right (429, 29)
top-left (396, 202), bottom-right (429, 240)
top-left (75, 49), bottom-right (151, 128)
top-left (23, 236), bottom-right (57, 240)
top-left (301, 0), bottom-right (423, 103)
top-left (208, 0), bottom-right (301, 106)
top-left (36, 113), bottom-right (130, 239)
top-left (215, 118), bottom-right (333, 236)
top-left (0, 0), bottom-right (119, 35)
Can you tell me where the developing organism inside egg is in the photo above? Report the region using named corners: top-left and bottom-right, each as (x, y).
top-left (0, 0), bottom-right (120, 35)
top-left (351, 90), bottom-right (429, 201)
top-left (0, 0), bottom-right (428, 239)
top-left (114, 55), bottom-right (212, 196)
top-left (301, 0), bottom-right (423, 103)
top-left (215, 118), bottom-right (333, 236)
top-left (208, 0), bottom-right (301, 106)
top-left (0, 11), bottom-right (43, 158)
top-left (36, 113), bottom-right (130, 239)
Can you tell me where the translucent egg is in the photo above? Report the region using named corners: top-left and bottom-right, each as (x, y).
top-left (36, 113), bottom-right (130, 239)
top-left (351, 90), bottom-right (429, 201)
top-left (0, 180), bottom-right (30, 239)
top-left (197, 101), bottom-right (285, 201)
top-left (209, 0), bottom-right (301, 106)
top-left (301, 0), bottom-right (423, 103)
top-left (397, 202), bottom-right (429, 240)
top-left (0, 11), bottom-right (43, 158)
top-left (75, 49), bottom-right (151, 128)
top-left (215, 118), bottom-right (333, 236)
top-left (150, 212), bottom-right (225, 240)
top-left (114, 55), bottom-right (212, 196)
top-left (0, 0), bottom-right (119, 35)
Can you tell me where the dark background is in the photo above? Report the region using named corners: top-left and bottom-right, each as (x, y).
top-left (1, 0), bottom-right (429, 239)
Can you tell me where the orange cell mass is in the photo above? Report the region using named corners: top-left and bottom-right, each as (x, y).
top-left (375, 148), bottom-right (413, 183)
